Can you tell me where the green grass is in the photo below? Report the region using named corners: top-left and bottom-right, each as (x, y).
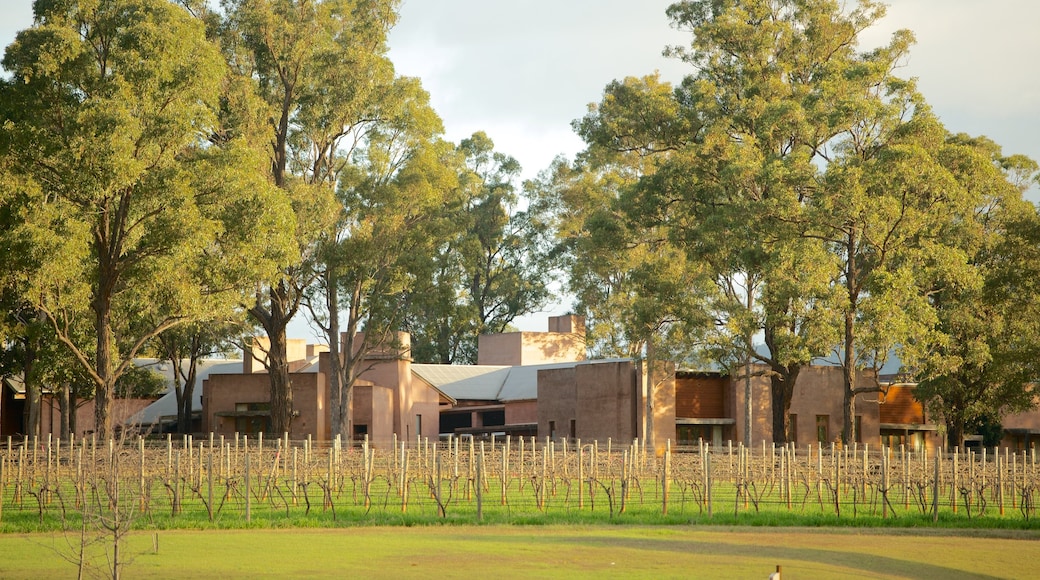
top-left (3, 473), bottom-right (1039, 533)
top-left (1, 525), bottom-right (1038, 579)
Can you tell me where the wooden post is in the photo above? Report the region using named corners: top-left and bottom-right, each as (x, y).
top-left (207, 451), bottom-right (214, 522)
top-left (434, 454), bottom-right (444, 517)
top-left (173, 450), bottom-right (181, 517)
top-left (998, 452), bottom-right (1005, 516)
top-left (706, 450), bottom-right (713, 519)
top-left (500, 445), bottom-right (507, 506)
top-left (291, 447), bottom-right (298, 506)
top-left (578, 442), bottom-right (584, 510)
top-left (244, 451), bottom-right (250, 523)
top-left (139, 437), bottom-right (146, 512)
top-left (932, 449), bottom-right (940, 523)
top-left (476, 446), bottom-right (483, 522)
top-left (517, 436), bottom-right (524, 493)
top-left (399, 441), bottom-right (407, 508)
top-left (882, 446), bottom-right (889, 519)
top-left (662, 440), bottom-right (671, 516)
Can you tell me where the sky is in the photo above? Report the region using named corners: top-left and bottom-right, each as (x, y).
top-left (2, 0), bottom-right (1039, 336)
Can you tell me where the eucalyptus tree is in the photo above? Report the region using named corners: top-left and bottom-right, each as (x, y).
top-left (307, 76), bottom-right (456, 441)
top-left (573, 0), bottom-right (914, 443)
top-left (401, 132), bottom-right (556, 365)
top-left (913, 136), bottom-right (1040, 447)
top-left (221, 0), bottom-right (398, 434)
top-left (0, 0), bottom-right (292, 438)
top-left (530, 121), bottom-right (713, 447)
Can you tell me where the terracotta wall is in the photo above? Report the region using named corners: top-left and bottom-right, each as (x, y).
top-left (729, 365), bottom-right (880, 446)
top-left (537, 361), bottom-right (642, 444)
top-left (201, 371), bottom-right (326, 440)
top-left (505, 400), bottom-right (537, 426)
top-left (477, 332), bottom-right (585, 366)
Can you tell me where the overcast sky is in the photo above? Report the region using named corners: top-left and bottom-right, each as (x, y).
top-left (2, 0), bottom-right (1039, 334)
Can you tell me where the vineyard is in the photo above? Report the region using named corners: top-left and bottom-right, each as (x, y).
top-left (1, 433), bottom-right (1038, 529)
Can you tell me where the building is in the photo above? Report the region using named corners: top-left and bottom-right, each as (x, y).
top-left (20, 315), bottom-right (1027, 451)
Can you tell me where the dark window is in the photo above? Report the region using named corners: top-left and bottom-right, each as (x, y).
top-left (439, 412), bottom-right (472, 434)
top-left (816, 415), bottom-right (829, 444)
top-left (480, 410), bottom-right (505, 427)
top-left (789, 414), bottom-right (798, 443)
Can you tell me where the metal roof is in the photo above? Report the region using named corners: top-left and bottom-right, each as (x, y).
top-left (410, 364), bottom-right (510, 401)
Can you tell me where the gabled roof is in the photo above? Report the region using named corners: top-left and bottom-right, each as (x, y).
top-left (412, 358), bottom-right (634, 403)
top-left (411, 364), bottom-right (510, 401)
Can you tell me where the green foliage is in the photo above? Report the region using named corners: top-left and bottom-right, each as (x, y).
top-left (400, 132), bottom-right (556, 365)
top-left (114, 365), bottom-right (167, 398)
top-left (913, 136), bottom-right (1040, 447)
top-left (0, 0), bottom-right (294, 437)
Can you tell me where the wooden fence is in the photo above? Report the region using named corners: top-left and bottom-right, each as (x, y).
top-left (0, 434), bottom-right (1036, 524)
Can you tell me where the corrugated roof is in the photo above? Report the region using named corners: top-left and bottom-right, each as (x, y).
top-left (411, 364), bottom-right (510, 401)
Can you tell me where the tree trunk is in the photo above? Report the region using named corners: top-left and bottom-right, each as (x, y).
top-left (58, 385), bottom-right (71, 439)
top-left (841, 230), bottom-right (859, 445)
top-left (268, 323), bottom-right (292, 436)
top-left (842, 382), bottom-right (856, 446)
top-left (770, 365), bottom-right (800, 444)
top-left (948, 416), bottom-right (965, 450)
top-left (327, 269), bottom-right (345, 440)
top-left (94, 301), bottom-right (114, 440)
top-left (22, 352), bottom-right (41, 439)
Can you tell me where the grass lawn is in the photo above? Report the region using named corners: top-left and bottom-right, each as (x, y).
top-left (1, 526), bottom-right (1037, 579)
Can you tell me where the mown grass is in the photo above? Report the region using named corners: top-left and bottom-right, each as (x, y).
top-left (2, 525), bottom-right (1039, 579)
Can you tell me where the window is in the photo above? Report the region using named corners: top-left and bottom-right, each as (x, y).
top-left (816, 415), bottom-right (829, 444)
top-left (353, 424), bottom-right (368, 441)
top-left (855, 415), bottom-right (863, 444)
top-left (789, 415), bottom-right (798, 443)
top-left (233, 402), bottom-right (270, 436)
top-left (415, 414), bottom-right (422, 437)
top-left (549, 421), bottom-right (556, 439)
top-left (480, 410), bottom-right (505, 427)
top-left (569, 419), bottom-right (576, 439)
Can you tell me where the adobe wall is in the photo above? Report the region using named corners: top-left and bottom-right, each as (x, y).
top-left (731, 365), bottom-right (881, 446)
top-left (201, 372), bottom-right (326, 440)
top-left (505, 400), bottom-right (537, 425)
top-left (576, 361), bottom-right (639, 443)
top-left (536, 367), bottom-right (576, 437)
top-left (243, 337), bottom-right (310, 374)
top-left (477, 332), bottom-right (585, 366)
top-left (637, 360), bottom-right (675, 454)
top-left (789, 366), bottom-right (879, 446)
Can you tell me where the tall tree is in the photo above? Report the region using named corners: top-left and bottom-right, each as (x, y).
top-left (309, 77), bottom-right (455, 441)
top-left (0, 0), bottom-right (292, 438)
top-left (402, 132), bottom-right (555, 365)
top-left (914, 136), bottom-right (1040, 447)
top-left (222, 0), bottom-right (397, 434)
